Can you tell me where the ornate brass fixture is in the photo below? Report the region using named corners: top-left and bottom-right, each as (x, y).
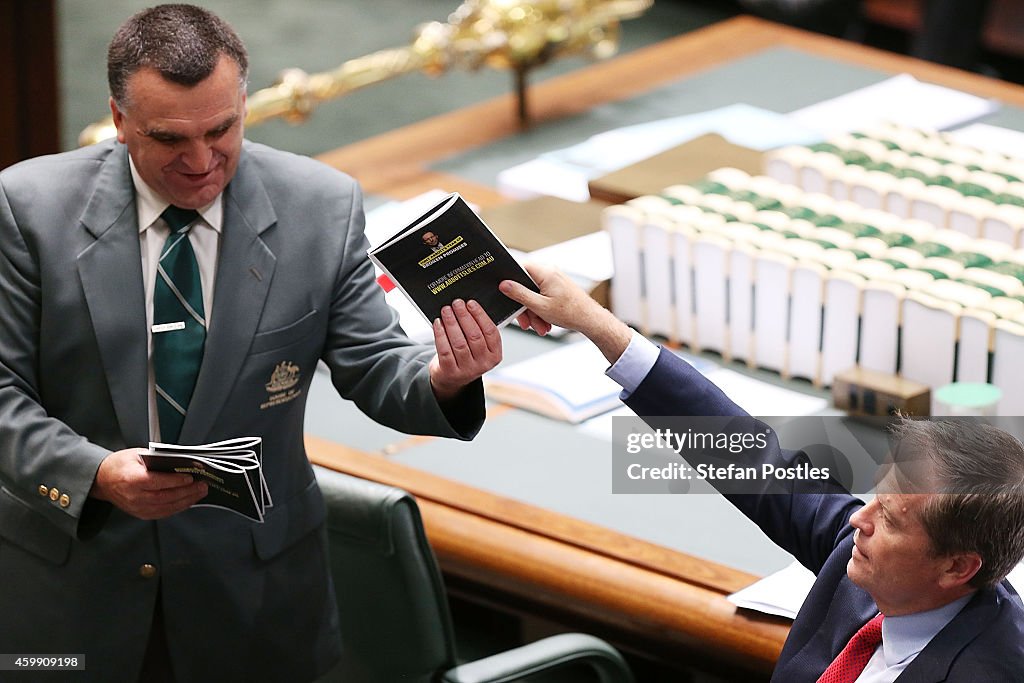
top-left (78, 0), bottom-right (652, 146)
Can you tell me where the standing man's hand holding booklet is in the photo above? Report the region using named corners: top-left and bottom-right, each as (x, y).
top-left (368, 192), bottom-right (539, 327)
top-left (142, 437), bottom-right (271, 522)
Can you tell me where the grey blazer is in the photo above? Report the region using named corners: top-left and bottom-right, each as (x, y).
top-left (0, 139), bottom-right (484, 682)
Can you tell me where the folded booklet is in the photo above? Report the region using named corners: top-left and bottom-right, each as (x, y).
top-left (367, 192), bottom-right (539, 328)
top-left (142, 437), bottom-right (271, 523)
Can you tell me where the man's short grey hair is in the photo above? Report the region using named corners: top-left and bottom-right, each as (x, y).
top-left (891, 417), bottom-right (1024, 589)
top-left (108, 3), bottom-right (248, 108)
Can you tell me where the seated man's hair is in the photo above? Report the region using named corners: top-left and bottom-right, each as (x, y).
top-left (893, 417), bottom-right (1024, 589)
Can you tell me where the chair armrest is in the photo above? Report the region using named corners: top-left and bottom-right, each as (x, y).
top-left (441, 632), bottom-right (634, 683)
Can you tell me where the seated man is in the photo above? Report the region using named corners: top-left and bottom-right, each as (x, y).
top-left (500, 264), bottom-right (1024, 682)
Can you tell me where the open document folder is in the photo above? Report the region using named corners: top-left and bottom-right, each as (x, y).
top-left (484, 340), bottom-right (623, 424)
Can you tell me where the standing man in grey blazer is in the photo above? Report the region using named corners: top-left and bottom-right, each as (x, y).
top-left (0, 5), bottom-right (503, 682)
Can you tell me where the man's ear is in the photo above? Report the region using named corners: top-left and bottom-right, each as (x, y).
top-left (109, 98), bottom-right (127, 144)
top-left (938, 552), bottom-right (983, 590)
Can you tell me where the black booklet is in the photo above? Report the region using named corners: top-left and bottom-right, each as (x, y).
top-left (141, 437), bottom-right (271, 522)
top-left (368, 192), bottom-right (539, 327)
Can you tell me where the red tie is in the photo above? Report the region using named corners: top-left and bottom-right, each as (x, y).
top-left (817, 613), bottom-right (885, 683)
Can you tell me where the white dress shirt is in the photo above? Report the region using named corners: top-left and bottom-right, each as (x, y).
top-left (130, 159), bottom-right (222, 441)
top-left (856, 594), bottom-right (972, 682)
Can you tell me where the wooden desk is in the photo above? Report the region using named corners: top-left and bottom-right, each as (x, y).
top-left (308, 15), bottom-right (1024, 677)
top-left (316, 14), bottom-right (1024, 208)
top-left (306, 435), bottom-right (789, 676)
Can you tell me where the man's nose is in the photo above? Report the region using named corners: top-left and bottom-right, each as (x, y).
top-left (849, 500), bottom-right (875, 535)
top-left (180, 141), bottom-right (214, 171)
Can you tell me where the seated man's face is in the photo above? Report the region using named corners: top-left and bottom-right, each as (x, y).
top-left (846, 469), bottom-right (956, 615)
top-left (422, 232), bottom-right (439, 247)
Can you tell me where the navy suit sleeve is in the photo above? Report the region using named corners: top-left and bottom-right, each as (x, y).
top-left (624, 348), bottom-right (862, 574)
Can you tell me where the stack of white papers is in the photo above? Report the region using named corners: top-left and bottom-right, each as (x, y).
top-left (789, 74), bottom-right (999, 137)
top-left (726, 561), bottom-right (815, 619)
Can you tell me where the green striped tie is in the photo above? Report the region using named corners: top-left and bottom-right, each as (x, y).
top-left (153, 205), bottom-right (205, 443)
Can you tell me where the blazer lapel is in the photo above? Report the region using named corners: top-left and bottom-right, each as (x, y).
top-left (180, 149), bottom-right (277, 443)
top-left (894, 590), bottom-right (998, 682)
top-left (76, 143), bottom-right (150, 446)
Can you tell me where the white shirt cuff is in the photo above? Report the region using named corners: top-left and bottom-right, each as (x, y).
top-left (605, 330), bottom-right (659, 397)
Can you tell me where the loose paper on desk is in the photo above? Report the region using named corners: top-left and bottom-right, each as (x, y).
top-left (579, 367), bottom-right (829, 442)
top-left (547, 103), bottom-right (821, 174)
top-left (727, 560), bottom-right (816, 619)
top-left (484, 340), bottom-right (623, 423)
top-left (706, 369), bottom-right (828, 417)
top-left (731, 547), bottom-right (1024, 620)
top-left (947, 123), bottom-right (1024, 160)
top-left (510, 231), bottom-right (614, 284)
top-left (789, 74), bottom-right (998, 138)
top-left (498, 104), bottom-right (822, 202)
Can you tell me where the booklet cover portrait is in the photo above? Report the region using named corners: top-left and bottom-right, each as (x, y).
top-left (368, 193), bottom-right (539, 327)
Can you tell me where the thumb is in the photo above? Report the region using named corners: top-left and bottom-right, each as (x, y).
top-left (499, 279), bottom-right (539, 306)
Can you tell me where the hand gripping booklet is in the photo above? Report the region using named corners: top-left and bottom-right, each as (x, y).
top-left (141, 437), bottom-right (272, 522)
top-left (367, 192), bottom-right (539, 328)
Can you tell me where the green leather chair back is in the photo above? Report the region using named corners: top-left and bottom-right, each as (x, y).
top-left (315, 465), bottom-right (457, 682)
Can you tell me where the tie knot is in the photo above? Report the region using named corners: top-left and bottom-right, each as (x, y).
top-left (161, 205), bottom-right (200, 233)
